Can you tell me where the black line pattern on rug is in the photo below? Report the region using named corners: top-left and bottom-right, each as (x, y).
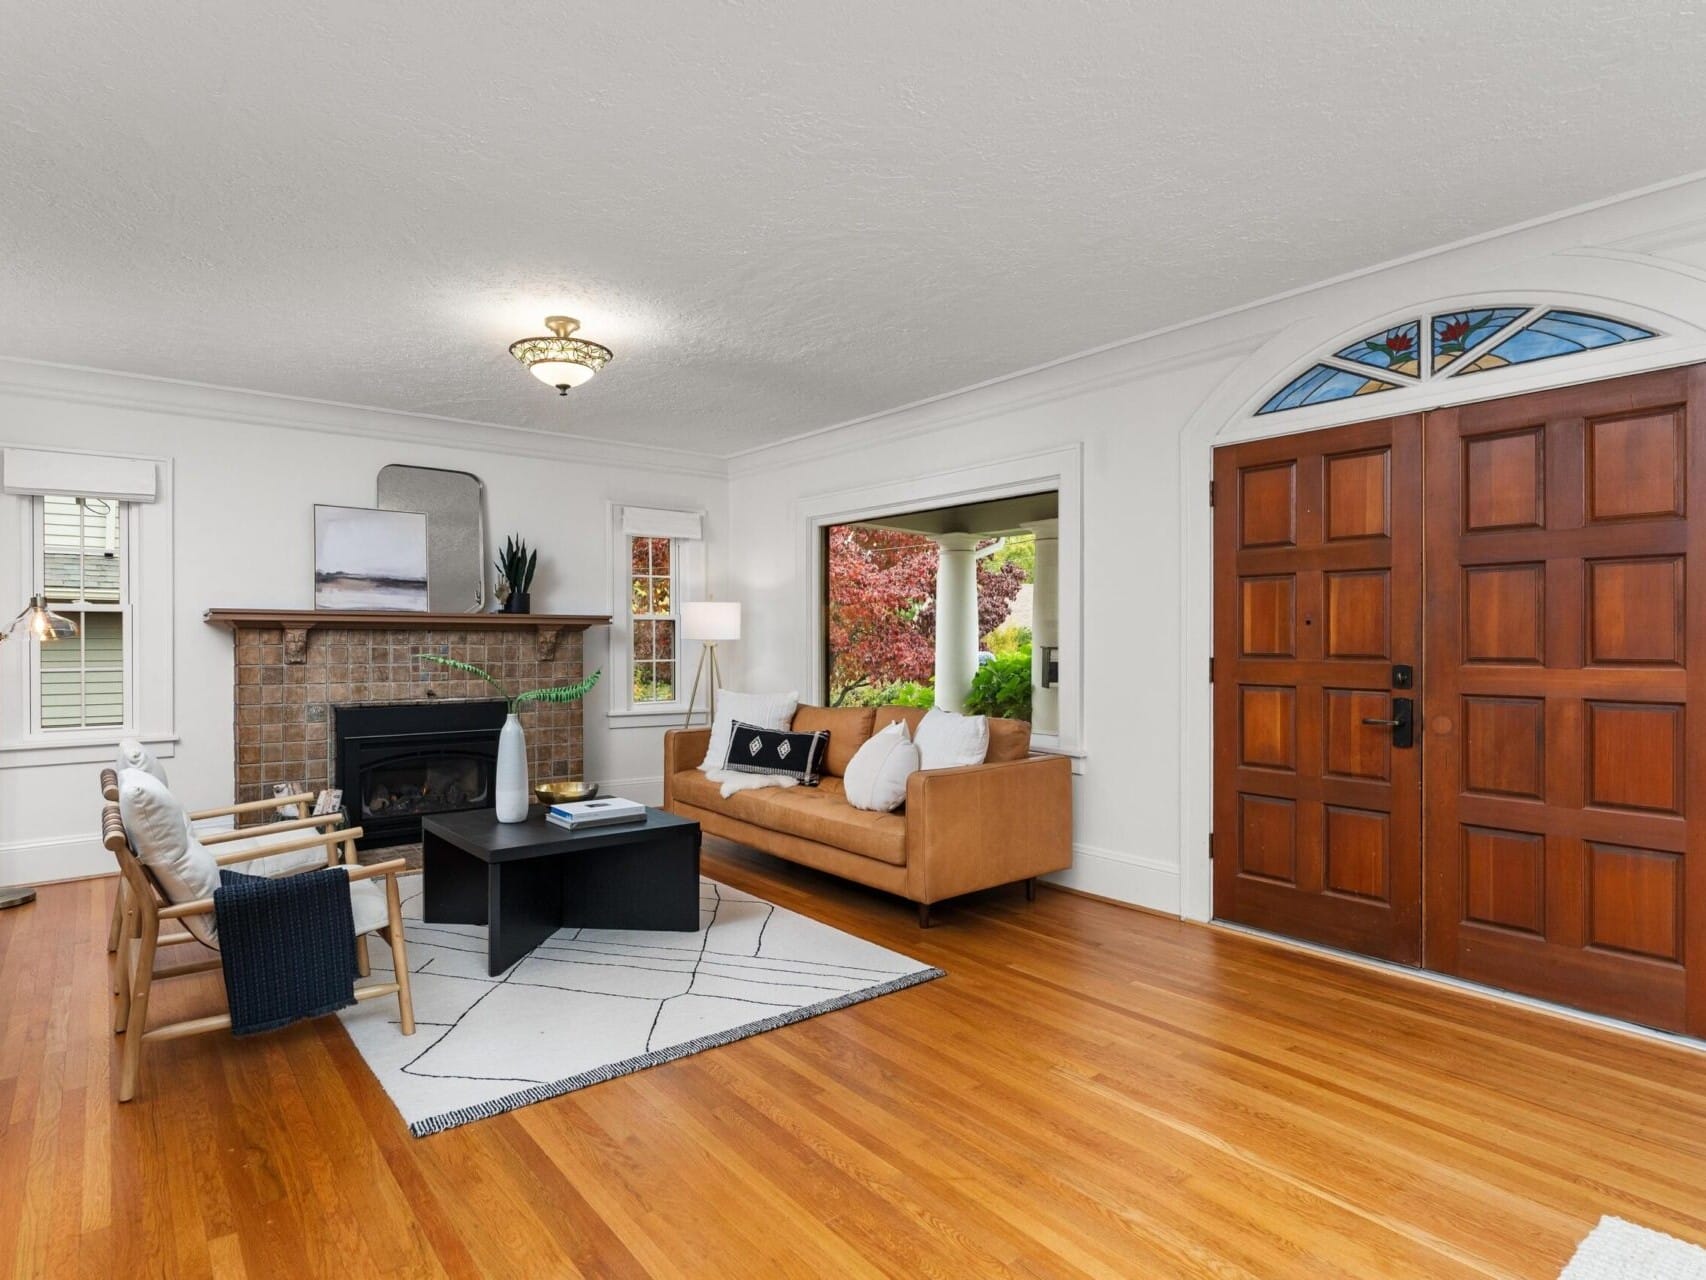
top-left (348, 876), bottom-right (944, 1132)
top-left (644, 882), bottom-right (721, 1054)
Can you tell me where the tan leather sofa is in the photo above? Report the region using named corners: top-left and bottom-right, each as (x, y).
top-left (664, 705), bottom-right (1072, 925)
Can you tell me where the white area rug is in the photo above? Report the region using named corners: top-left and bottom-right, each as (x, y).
top-left (340, 875), bottom-right (944, 1136)
top-left (1561, 1217), bottom-right (1706, 1279)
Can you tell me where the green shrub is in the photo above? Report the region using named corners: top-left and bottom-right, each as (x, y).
top-left (964, 648), bottom-right (1032, 722)
top-left (983, 624), bottom-right (1032, 658)
top-left (878, 680), bottom-right (936, 708)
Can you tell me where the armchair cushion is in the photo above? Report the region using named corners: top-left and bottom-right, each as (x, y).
top-left (118, 768), bottom-right (221, 945)
top-left (348, 879), bottom-right (390, 935)
top-left (210, 833), bottom-right (331, 879)
top-left (117, 737), bottom-right (168, 784)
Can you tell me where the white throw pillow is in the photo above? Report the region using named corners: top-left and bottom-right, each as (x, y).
top-left (116, 737), bottom-right (168, 784)
top-left (698, 690), bottom-right (800, 772)
top-left (117, 768), bottom-right (221, 945)
top-left (914, 707), bottom-right (989, 771)
top-left (842, 720), bottom-right (920, 813)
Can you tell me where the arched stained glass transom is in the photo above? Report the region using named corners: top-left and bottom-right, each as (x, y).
top-left (1257, 306), bottom-right (1657, 415)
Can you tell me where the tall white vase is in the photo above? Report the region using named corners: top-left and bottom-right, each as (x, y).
top-left (495, 711), bottom-right (529, 822)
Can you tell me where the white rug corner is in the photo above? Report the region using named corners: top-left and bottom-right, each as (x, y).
top-left (1561, 1215), bottom-right (1706, 1279)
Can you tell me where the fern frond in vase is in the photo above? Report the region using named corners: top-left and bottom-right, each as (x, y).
top-left (418, 653), bottom-right (601, 712)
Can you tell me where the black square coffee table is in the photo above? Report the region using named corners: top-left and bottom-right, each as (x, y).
top-left (421, 806), bottom-right (702, 975)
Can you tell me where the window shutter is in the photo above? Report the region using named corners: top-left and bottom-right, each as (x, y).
top-left (620, 506), bottom-right (702, 541)
top-left (2, 448), bottom-right (158, 502)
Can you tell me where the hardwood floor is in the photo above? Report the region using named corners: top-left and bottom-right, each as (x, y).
top-left (4, 837), bottom-right (1705, 1279)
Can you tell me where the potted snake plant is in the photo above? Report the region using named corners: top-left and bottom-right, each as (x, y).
top-left (418, 654), bottom-right (600, 821)
top-left (495, 534), bottom-right (537, 614)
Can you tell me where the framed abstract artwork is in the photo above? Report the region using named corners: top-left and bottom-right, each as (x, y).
top-left (313, 505), bottom-right (430, 612)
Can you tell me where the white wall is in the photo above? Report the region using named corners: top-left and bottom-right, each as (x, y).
top-left (725, 174), bottom-right (1706, 918)
top-left (20, 173), bottom-right (1706, 906)
top-left (0, 363), bottom-right (727, 884)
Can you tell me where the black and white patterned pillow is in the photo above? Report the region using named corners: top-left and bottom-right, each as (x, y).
top-left (722, 720), bottom-right (829, 784)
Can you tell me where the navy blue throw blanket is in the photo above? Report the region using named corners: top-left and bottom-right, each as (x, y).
top-left (215, 867), bottom-right (359, 1036)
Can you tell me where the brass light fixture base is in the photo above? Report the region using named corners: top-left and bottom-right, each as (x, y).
top-left (543, 316), bottom-right (580, 339)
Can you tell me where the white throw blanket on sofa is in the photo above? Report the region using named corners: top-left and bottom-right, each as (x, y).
top-left (704, 769), bottom-right (801, 800)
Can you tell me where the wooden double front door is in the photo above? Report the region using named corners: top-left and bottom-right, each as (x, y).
top-left (1213, 364), bottom-right (1706, 1035)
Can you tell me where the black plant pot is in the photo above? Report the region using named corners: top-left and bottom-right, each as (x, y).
top-left (503, 591), bottom-right (531, 615)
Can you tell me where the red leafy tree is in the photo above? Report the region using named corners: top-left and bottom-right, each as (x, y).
top-left (825, 525), bottom-right (1025, 706)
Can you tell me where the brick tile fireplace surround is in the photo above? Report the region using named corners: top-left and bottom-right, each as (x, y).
top-left (208, 611), bottom-right (606, 815)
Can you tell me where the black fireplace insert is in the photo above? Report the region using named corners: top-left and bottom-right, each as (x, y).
top-left (333, 700), bottom-right (507, 848)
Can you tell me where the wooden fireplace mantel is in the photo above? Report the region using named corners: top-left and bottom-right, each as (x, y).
top-left (203, 608), bottom-right (611, 663)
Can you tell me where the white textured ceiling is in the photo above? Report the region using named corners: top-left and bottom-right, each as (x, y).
top-left (5, 2), bottom-right (1706, 456)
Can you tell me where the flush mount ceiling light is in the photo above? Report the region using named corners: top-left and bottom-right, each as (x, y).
top-left (508, 315), bottom-right (613, 395)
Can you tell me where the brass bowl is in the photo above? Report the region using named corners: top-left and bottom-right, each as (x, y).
top-left (534, 779), bottom-right (598, 805)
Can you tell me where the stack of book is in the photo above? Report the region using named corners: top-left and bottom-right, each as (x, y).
top-left (546, 796), bottom-right (648, 830)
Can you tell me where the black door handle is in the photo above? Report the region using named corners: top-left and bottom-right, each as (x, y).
top-left (1361, 697), bottom-right (1414, 748)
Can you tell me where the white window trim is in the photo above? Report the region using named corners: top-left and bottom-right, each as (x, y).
top-left (0, 448), bottom-right (176, 767)
top-left (604, 503), bottom-right (708, 727)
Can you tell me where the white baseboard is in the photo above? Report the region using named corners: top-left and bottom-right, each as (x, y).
top-left (1045, 842), bottom-right (1181, 916)
top-left (1, 834), bottom-right (112, 886)
top-left (594, 775), bottom-right (665, 807)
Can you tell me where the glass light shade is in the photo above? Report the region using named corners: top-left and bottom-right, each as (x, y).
top-left (6, 594), bottom-right (77, 643)
top-left (526, 359), bottom-right (599, 389)
top-left (682, 601), bottom-right (741, 642)
top-left (509, 317), bottom-right (613, 393)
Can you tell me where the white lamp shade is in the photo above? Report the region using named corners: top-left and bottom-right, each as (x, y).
top-left (682, 601), bottom-right (741, 642)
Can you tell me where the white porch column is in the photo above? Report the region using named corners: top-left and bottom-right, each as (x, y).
top-left (931, 532), bottom-right (982, 712)
top-left (1026, 519), bottom-right (1060, 734)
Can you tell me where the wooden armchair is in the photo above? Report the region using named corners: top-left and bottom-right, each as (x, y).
top-left (101, 766), bottom-right (346, 958)
top-left (103, 801), bottom-right (415, 1102)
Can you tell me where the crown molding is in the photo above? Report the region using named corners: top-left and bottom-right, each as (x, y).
top-left (727, 329), bottom-right (1271, 479)
top-left (0, 358), bottom-right (728, 478)
top-left (730, 167), bottom-right (1706, 476)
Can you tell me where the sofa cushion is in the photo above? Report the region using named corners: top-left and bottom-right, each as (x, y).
top-left (790, 705), bottom-right (875, 777)
top-left (915, 707), bottom-right (989, 770)
top-left (670, 771), bottom-right (906, 865)
top-left (842, 720), bottom-right (919, 812)
top-left (699, 690), bottom-right (799, 772)
top-left (872, 705), bottom-right (927, 740)
top-left (872, 706), bottom-right (1030, 764)
top-left (984, 716), bottom-right (1032, 763)
top-left (723, 721), bottom-right (829, 783)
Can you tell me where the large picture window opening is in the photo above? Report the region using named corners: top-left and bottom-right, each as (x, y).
top-left (822, 492), bottom-right (1059, 730)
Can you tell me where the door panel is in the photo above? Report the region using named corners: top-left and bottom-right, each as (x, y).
top-left (1423, 364), bottom-right (1706, 1035)
top-left (1214, 416), bottom-right (1424, 963)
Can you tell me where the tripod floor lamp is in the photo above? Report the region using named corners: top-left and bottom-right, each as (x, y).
top-left (681, 601), bottom-right (740, 729)
top-left (1, 594), bottom-right (79, 909)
